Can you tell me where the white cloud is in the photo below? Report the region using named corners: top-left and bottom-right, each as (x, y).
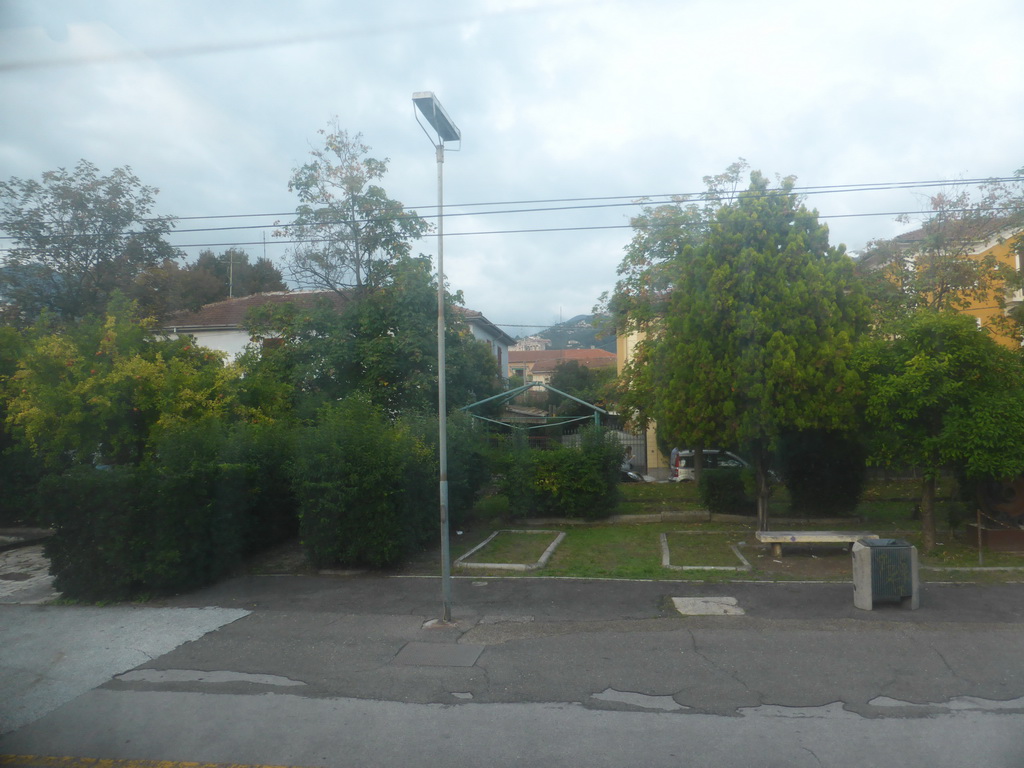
top-left (3, 0), bottom-right (1024, 326)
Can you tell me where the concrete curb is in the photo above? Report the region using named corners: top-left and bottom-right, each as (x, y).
top-left (520, 513), bottom-right (866, 526)
top-left (659, 532), bottom-right (752, 572)
top-left (455, 529), bottom-right (566, 572)
top-left (0, 529), bottom-right (53, 554)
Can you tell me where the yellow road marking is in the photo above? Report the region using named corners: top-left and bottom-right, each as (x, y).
top-left (1, 757), bottom-right (313, 768)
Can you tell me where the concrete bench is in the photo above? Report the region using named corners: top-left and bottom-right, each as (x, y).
top-left (755, 531), bottom-right (879, 558)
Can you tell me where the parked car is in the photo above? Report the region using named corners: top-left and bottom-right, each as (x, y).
top-left (670, 449), bottom-right (748, 481)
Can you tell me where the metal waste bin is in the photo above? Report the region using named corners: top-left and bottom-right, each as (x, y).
top-left (852, 538), bottom-right (919, 610)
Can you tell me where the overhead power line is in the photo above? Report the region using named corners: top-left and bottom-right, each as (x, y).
top-left (1, 177), bottom-right (1021, 248)
top-left (6, 208), bottom-right (1009, 252)
top-left (149, 174), bottom-right (1024, 226)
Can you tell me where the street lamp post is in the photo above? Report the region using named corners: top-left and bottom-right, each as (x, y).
top-left (413, 91), bottom-right (461, 623)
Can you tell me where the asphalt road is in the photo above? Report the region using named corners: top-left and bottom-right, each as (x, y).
top-left (3, 574), bottom-right (1024, 767)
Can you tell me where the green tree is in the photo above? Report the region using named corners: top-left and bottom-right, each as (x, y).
top-left (127, 257), bottom-right (219, 319)
top-left (244, 256), bottom-right (501, 415)
top-left (548, 359), bottom-right (615, 416)
top-left (5, 296), bottom-right (245, 468)
top-left (600, 160), bottom-right (749, 334)
top-left (126, 250), bottom-right (288, 320)
top-left (605, 160), bottom-right (750, 482)
top-left (185, 249), bottom-right (287, 300)
top-left (859, 312), bottom-right (1024, 551)
top-left (0, 160), bottom-right (177, 324)
top-left (635, 172), bottom-right (871, 530)
top-left (279, 123), bottom-right (430, 294)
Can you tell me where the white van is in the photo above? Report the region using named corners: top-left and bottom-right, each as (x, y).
top-left (671, 449), bottom-right (748, 481)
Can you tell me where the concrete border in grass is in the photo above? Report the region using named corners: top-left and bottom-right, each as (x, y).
top-left (455, 529), bottom-right (566, 572)
top-left (660, 532), bottom-right (752, 572)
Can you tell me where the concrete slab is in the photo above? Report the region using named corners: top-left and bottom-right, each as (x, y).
top-left (0, 545), bottom-right (56, 605)
top-left (0, 605), bottom-right (249, 734)
top-left (672, 596), bottom-right (745, 616)
top-left (115, 669), bottom-right (307, 687)
top-left (391, 641), bottom-right (484, 667)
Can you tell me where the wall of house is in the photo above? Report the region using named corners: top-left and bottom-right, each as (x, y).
top-left (162, 329), bottom-right (251, 361)
top-left (618, 329), bottom-right (671, 479)
top-left (959, 235), bottom-right (1022, 347)
top-left (468, 325), bottom-right (510, 380)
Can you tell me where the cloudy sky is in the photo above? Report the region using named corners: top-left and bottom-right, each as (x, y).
top-left (2, 0), bottom-right (1023, 335)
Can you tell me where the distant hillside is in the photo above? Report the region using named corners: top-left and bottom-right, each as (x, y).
top-left (528, 314), bottom-right (615, 352)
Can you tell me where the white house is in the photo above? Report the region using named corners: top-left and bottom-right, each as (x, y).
top-left (161, 291), bottom-right (514, 379)
top-left (160, 291), bottom-right (348, 359)
top-left (458, 308), bottom-right (517, 380)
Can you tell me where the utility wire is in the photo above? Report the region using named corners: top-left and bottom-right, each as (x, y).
top-left (2, 179), bottom-right (1021, 246)
top-left (138, 174), bottom-right (1024, 225)
top-left (74, 208), bottom-right (1024, 250)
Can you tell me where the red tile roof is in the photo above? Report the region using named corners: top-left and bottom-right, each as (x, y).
top-left (161, 292), bottom-right (514, 350)
top-left (508, 348), bottom-right (617, 373)
top-left (161, 291), bottom-right (349, 330)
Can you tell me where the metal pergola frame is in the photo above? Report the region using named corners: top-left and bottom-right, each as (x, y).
top-left (460, 381), bottom-right (608, 431)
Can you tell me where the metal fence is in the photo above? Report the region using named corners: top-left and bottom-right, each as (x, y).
top-left (561, 420), bottom-right (648, 474)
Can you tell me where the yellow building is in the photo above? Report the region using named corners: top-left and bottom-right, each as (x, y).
top-left (616, 329), bottom-right (672, 480)
top-left (863, 223), bottom-right (1024, 348)
top-left (955, 231), bottom-right (1023, 347)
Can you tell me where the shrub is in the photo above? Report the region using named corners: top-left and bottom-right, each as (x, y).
top-left (0, 325), bottom-right (47, 525)
top-left (43, 454), bottom-right (241, 601)
top-left (698, 468), bottom-right (755, 516)
top-left (499, 426), bottom-right (623, 520)
top-left (43, 466), bottom-right (149, 601)
top-left (445, 411), bottom-right (494, 525)
top-left (42, 416), bottom-right (301, 601)
top-left (0, 443), bottom-right (47, 526)
top-left (494, 431), bottom-right (536, 518)
top-left (777, 430), bottom-right (866, 517)
top-left (219, 420), bottom-right (300, 554)
top-left (144, 458), bottom-right (239, 595)
top-left (473, 493), bottom-right (511, 523)
top-left (292, 396), bottom-right (435, 568)
top-left (404, 410), bottom-right (492, 528)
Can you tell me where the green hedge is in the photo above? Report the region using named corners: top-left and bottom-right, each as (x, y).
top-left (43, 466), bottom-right (147, 601)
top-left (43, 461), bottom-right (239, 601)
top-left (404, 410), bottom-right (493, 528)
top-left (219, 421), bottom-right (300, 554)
top-left (42, 417), bottom-right (300, 601)
top-left (292, 397), bottom-right (436, 568)
top-left (0, 442), bottom-right (47, 526)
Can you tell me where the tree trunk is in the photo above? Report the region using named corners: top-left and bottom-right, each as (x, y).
top-left (920, 475), bottom-right (937, 553)
top-left (755, 453), bottom-right (771, 532)
top-left (693, 444), bottom-right (704, 486)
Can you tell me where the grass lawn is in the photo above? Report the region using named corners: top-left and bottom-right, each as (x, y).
top-left (438, 477), bottom-right (1024, 582)
top-left (460, 530), bottom-right (561, 566)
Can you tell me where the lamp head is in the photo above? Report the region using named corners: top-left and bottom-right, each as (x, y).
top-left (413, 91), bottom-right (461, 144)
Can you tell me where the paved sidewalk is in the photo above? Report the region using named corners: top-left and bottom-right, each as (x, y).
top-left (4, 530), bottom-right (1024, 623)
top-left (152, 568), bottom-right (1024, 626)
top-left (4, 571), bottom-right (1024, 767)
